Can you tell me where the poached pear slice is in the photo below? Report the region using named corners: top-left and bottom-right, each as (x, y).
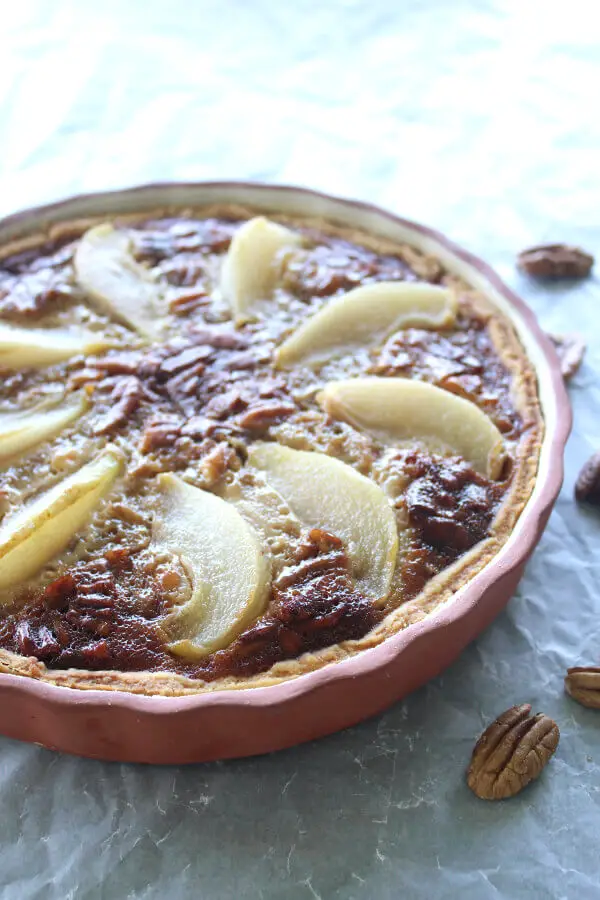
top-left (74, 223), bottom-right (164, 340)
top-left (318, 378), bottom-right (506, 480)
top-left (0, 323), bottom-right (112, 369)
top-left (275, 282), bottom-right (457, 367)
top-left (0, 448), bottom-right (122, 594)
top-left (153, 473), bottom-right (270, 658)
top-left (220, 216), bottom-right (301, 322)
top-left (248, 442), bottom-right (398, 600)
top-left (0, 392), bottom-right (89, 468)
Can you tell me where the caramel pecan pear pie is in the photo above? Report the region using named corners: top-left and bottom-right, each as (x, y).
top-left (0, 207), bottom-right (541, 695)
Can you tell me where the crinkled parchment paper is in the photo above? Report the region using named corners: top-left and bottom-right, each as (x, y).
top-left (0, 1), bottom-right (599, 897)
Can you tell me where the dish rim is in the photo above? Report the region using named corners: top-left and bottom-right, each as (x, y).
top-left (0, 180), bottom-right (572, 713)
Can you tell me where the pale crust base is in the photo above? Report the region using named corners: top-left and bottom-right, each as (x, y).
top-left (0, 205), bottom-right (543, 695)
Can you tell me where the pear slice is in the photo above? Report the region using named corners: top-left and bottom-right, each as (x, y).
top-left (318, 378), bottom-right (506, 479)
top-left (275, 282), bottom-right (457, 367)
top-left (0, 448), bottom-right (122, 594)
top-left (0, 392), bottom-right (89, 468)
top-left (74, 223), bottom-right (164, 340)
top-left (153, 473), bottom-right (270, 658)
top-left (0, 323), bottom-right (112, 369)
top-left (220, 216), bottom-right (302, 322)
top-left (248, 442), bottom-right (398, 600)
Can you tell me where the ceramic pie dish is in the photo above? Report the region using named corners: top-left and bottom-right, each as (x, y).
top-left (0, 182), bottom-right (570, 763)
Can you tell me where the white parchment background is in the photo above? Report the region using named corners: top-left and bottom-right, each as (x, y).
top-left (1, 1), bottom-right (599, 897)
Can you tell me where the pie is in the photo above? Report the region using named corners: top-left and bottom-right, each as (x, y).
top-left (0, 205), bottom-right (541, 695)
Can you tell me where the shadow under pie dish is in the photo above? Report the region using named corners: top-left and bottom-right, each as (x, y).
top-left (0, 183), bottom-right (569, 763)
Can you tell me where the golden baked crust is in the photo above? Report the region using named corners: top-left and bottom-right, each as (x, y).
top-left (0, 204), bottom-right (542, 694)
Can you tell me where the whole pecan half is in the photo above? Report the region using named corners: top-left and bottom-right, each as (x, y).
top-left (565, 666), bottom-right (600, 709)
top-left (548, 333), bottom-right (586, 381)
top-left (467, 704), bottom-right (559, 800)
top-left (518, 244), bottom-right (594, 279)
top-left (575, 451), bottom-right (600, 505)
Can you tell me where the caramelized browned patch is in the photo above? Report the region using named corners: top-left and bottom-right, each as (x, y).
top-left (398, 453), bottom-right (504, 600)
top-left (0, 552), bottom-right (167, 672)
